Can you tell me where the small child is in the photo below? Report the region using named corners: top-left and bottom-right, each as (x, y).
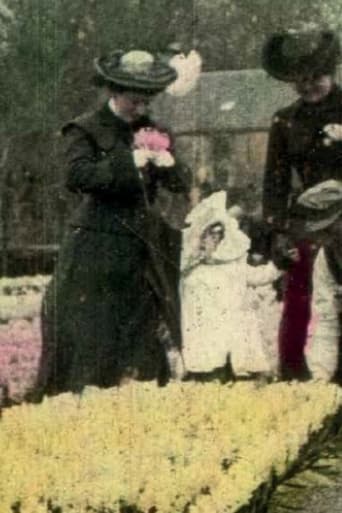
top-left (180, 191), bottom-right (281, 381)
top-left (297, 179), bottom-right (342, 381)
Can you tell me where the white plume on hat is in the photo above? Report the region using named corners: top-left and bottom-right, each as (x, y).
top-left (120, 50), bottom-right (154, 73)
top-left (166, 49), bottom-right (202, 97)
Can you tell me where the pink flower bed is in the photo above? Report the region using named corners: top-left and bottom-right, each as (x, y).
top-left (0, 317), bottom-right (42, 403)
top-left (0, 274), bottom-right (48, 404)
top-left (0, 274), bottom-right (282, 404)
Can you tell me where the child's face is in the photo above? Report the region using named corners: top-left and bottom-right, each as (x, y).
top-left (200, 223), bottom-right (224, 257)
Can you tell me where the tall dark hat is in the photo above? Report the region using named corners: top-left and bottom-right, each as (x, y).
top-left (94, 49), bottom-right (177, 93)
top-left (262, 29), bottom-right (340, 81)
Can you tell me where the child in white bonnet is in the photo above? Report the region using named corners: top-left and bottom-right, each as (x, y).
top-left (180, 191), bottom-right (281, 381)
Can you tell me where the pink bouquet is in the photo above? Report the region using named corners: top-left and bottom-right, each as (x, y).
top-left (133, 128), bottom-right (175, 169)
top-left (134, 127), bottom-right (171, 151)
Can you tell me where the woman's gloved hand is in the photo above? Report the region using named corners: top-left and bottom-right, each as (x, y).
top-left (151, 150), bottom-right (175, 168)
top-left (132, 148), bottom-right (153, 168)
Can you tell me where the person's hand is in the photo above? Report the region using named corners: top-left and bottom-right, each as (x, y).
top-left (286, 247), bottom-right (300, 262)
top-left (132, 148), bottom-right (153, 168)
top-left (271, 232), bottom-right (298, 269)
top-left (249, 253), bottom-right (265, 266)
top-left (151, 150), bottom-right (175, 168)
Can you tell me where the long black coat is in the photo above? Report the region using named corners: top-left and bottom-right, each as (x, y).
top-left (263, 85), bottom-right (342, 230)
top-left (37, 103), bottom-right (190, 395)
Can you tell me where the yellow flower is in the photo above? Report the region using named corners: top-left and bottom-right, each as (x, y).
top-left (0, 381), bottom-right (340, 512)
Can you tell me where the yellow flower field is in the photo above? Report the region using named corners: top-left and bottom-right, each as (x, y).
top-left (0, 380), bottom-right (341, 513)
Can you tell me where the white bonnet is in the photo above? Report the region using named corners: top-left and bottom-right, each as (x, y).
top-left (181, 191), bottom-right (250, 270)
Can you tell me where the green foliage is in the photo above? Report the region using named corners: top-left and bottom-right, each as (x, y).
top-left (0, 0), bottom-right (197, 132)
top-left (194, 0), bottom-right (340, 70)
top-left (92, 0), bottom-right (195, 53)
top-left (0, 0), bottom-right (14, 53)
top-left (1, 0), bottom-right (342, 133)
top-left (0, 0), bottom-right (77, 131)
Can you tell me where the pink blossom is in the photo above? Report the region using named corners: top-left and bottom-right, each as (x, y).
top-left (0, 317), bottom-right (42, 402)
top-left (134, 128), bottom-right (171, 152)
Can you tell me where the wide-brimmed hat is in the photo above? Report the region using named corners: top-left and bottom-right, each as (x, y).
top-left (297, 180), bottom-right (342, 232)
top-left (94, 49), bottom-right (177, 93)
top-left (262, 29), bottom-right (340, 82)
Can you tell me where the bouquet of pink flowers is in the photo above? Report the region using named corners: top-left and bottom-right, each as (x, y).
top-left (134, 127), bottom-right (171, 151)
top-left (133, 127), bottom-right (175, 169)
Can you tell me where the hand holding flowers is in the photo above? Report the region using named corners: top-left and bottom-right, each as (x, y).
top-left (133, 127), bottom-right (175, 169)
top-left (323, 123), bottom-right (342, 146)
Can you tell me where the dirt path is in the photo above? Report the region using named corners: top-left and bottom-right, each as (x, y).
top-left (270, 449), bottom-right (342, 513)
top-left (301, 482), bottom-right (342, 513)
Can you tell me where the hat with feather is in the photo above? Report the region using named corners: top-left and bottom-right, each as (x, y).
top-left (93, 49), bottom-right (177, 94)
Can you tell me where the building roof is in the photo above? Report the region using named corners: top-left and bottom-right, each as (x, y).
top-left (153, 68), bottom-right (298, 133)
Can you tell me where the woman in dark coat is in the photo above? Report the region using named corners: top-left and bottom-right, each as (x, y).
top-left (261, 28), bottom-right (342, 379)
top-left (37, 50), bottom-right (190, 395)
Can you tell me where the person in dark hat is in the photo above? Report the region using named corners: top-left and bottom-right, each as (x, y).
top-left (261, 27), bottom-right (342, 380)
top-left (35, 49), bottom-right (191, 396)
top-left (297, 180), bottom-right (342, 381)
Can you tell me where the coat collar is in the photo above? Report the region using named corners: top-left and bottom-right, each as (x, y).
top-left (91, 103), bottom-right (133, 148)
top-left (97, 102), bottom-right (132, 131)
top-left (96, 102), bottom-right (155, 147)
top-left (63, 103), bottom-right (156, 150)
top-left (97, 102), bottom-right (154, 129)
